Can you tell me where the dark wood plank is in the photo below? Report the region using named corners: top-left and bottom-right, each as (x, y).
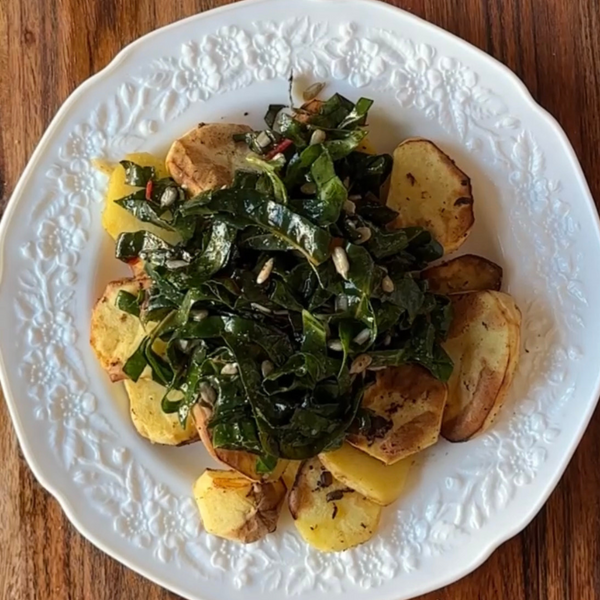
top-left (0, 0), bottom-right (599, 598)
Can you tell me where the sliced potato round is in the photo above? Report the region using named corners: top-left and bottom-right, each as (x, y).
top-left (422, 254), bottom-right (503, 295)
top-left (192, 405), bottom-right (287, 482)
top-left (166, 123), bottom-right (253, 196)
top-left (124, 378), bottom-right (198, 446)
top-left (386, 138), bottom-right (474, 253)
top-left (194, 469), bottom-right (286, 544)
top-left (102, 152), bottom-right (180, 243)
top-left (90, 277), bottom-right (150, 382)
top-left (348, 364), bottom-right (448, 464)
top-left (289, 458), bottom-right (381, 552)
top-left (441, 291), bottom-right (521, 442)
top-left (319, 443), bottom-right (411, 506)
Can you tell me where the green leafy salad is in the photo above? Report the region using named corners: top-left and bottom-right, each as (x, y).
top-left (111, 93), bottom-right (454, 466)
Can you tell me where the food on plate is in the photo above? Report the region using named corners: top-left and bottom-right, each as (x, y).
top-left (319, 443), bottom-right (411, 506)
top-left (192, 405), bottom-right (287, 481)
top-left (90, 276), bottom-right (150, 381)
top-left (441, 291), bottom-right (521, 442)
top-left (422, 254), bottom-right (503, 294)
top-left (193, 469), bottom-right (286, 543)
top-left (91, 87), bottom-right (521, 550)
top-left (125, 378), bottom-right (198, 445)
top-left (102, 153), bottom-right (180, 244)
top-left (386, 138), bottom-right (474, 254)
top-left (289, 458), bottom-right (381, 552)
top-left (166, 123), bottom-right (255, 195)
top-left (347, 364), bottom-right (448, 464)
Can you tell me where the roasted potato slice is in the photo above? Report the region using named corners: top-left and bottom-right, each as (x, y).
top-left (387, 138), bottom-right (474, 253)
top-left (192, 405), bottom-right (287, 482)
top-left (289, 458), bottom-right (381, 552)
top-left (422, 254), bottom-right (503, 295)
top-left (348, 364), bottom-right (448, 464)
top-left (441, 291), bottom-right (521, 442)
top-left (166, 123), bottom-right (253, 196)
top-left (102, 152), bottom-right (180, 243)
top-left (319, 443), bottom-right (411, 506)
top-left (282, 461), bottom-right (301, 491)
top-left (90, 277), bottom-right (151, 382)
top-left (194, 469), bottom-right (286, 543)
top-left (124, 378), bottom-right (198, 445)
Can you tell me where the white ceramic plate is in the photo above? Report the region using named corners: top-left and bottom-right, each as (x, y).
top-left (2, 0), bottom-right (600, 598)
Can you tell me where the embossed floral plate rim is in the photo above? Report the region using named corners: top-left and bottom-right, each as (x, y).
top-left (2, 0), bottom-right (600, 599)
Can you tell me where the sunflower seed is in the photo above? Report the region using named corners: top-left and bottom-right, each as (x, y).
top-left (343, 200), bottom-right (356, 215)
top-left (191, 310), bottom-right (209, 322)
top-left (343, 177), bottom-right (351, 189)
top-left (160, 186), bottom-right (178, 207)
top-left (348, 194), bottom-right (362, 201)
top-left (332, 247), bottom-right (349, 280)
top-left (382, 275), bottom-right (395, 293)
top-left (256, 131), bottom-right (272, 149)
top-left (384, 334), bottom-right (392, 346)
top-left (177, 339), bottom-right (190, 352)
top-left (368, 366), bottom-right (387, 372)
top-left (301, 182), bottom-right (317, 195)
top-left (353, 328), bottom-right (371, 346)
top-left (350, 354), bottom-right (373, 375)
top-left (310, 129), bottom-right (327, 145)
top-left (251, 303), bottom-right (273, 315)
top-left (256, 258), bottom-right (275, 285)
top-left (273, 310), bottom-right (289, 316)
top-left (261, 360), bottom-right (275, 378)
top-left (221, 363), bottom-right (239, 376)
top-left (328, 340), bottom-right (344, 352)
top-left (355, 227), bottom-right (372, 244)
top-left (199, 383), bottom-right (217, 405)
top-left (335, 295), bottom-right (349, 312)
top-left (165, 259), bottom-right (189, 270)
top-left (303, 81), bottom-right (326, 101)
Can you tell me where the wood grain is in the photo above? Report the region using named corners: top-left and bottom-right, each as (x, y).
top-left (1, 0), bottom-right (599, 598)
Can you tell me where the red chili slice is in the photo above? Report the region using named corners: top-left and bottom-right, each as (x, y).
top-left (145, 180), bottom-right (153, 200)
top-left (265, 138), bottom-right (293, 160)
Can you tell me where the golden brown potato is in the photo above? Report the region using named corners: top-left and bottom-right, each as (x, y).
top-left (282, 461), bottom-right (301, 491)
top-left (289, 458), bottom-right (381, 552)
top-left (192, 405), bottom-right (287, 482)
top-left (194, 469), bottom-right (286, 543)
top-left (387, 138), bottom-right (474, 253)
top-left (348, 364), bottom-right (448, 464)
top-left (102, 152), bottom-right (180, 243)
top-left (442, 291), bottom-right (521, 442)
top-left (422, 254), bottom-right (503, 295)
top-left (124, 378), bottom-right (198, 446)
top-left (90, 277), bottom-right (151, 382)
top-left (319, 443), bottom-right (411, 506)
top-left (166, 123), bottom-right (253, 196)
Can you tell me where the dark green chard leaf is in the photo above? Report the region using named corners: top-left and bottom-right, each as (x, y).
top-left (284, 144), bottom-right (323, 189)
top-left (277, 113), bottom-right (309, 147)
top-left (304, 93), bottom-right (355, 129)
top-left (115, 290), bottom-right (143, 317)
top-left (265, 104), bottom-right (286, 128)
top-left (325, 129), bottom-right (368, 161)
top-left (309, 148), bottom-right (348, 225)
top-left (338, 98), bottom-right (374, 129)
top-left (355, 193), bottom-right (398, 225)
top-left (240, 231), bottom-right (294, 252)
top-left (123, 338), bottom-right (149, 382)
top-left (343, 153), bottom-right (393, 197)
top-left (190, 218), bottom-right (236, 281)
top-left (246, 154), bottom-right (288, 204)
top-left (115, 191), bottom-right (177, 232)
top-left (271, 281), bottom-right (305, 312)
top-left (120, 161), bottom-right (155, 186)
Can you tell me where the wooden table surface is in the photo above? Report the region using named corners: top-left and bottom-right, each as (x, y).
top-left (1, 0), bottom-right (600, 598)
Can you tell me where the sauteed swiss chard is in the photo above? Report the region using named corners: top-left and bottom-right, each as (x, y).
top-left (110, 94), bottom-right (453, 465)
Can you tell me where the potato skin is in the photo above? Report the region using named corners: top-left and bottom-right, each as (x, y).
top-left (289, 458), bottom-right (381, 552)
top-left (442, 291), bottom-right (521, 442)
top-left (192, 405), bottom-right (287, 482)
top-left (194, 469), bottom-right (286, 544)
top-left (348, 364), bottom-right (448, 464)
top-left (166, 123), bottom-right (253, 196)
top-left (90, 277), bottom-right (151, 382)
top-left (319, 443), bottom-right (411, 506)
top-left (125, 378), bottom-right (198, 446)
top-left (422, 254), bottom-right (503, 295)
top-left (387, 138), bottom-right (474, 254)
